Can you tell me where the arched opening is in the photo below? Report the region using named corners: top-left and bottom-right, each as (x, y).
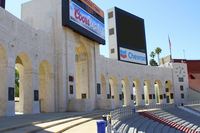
top-left (165, 80), bottom-right (174, 103)
top-left (39, 61), bottom-right (54, 112)
top-left (132, 80), bottom-right (140, 106)
top-left (101, 74), bottom-right (106, 99)
top-left (75, 44), bottom-right (89, 99)
top-left (0, 45), bottom-right (8, 116)
top-left (144, 80), bottom-right (150, 105)
top-left (121, 78), bottom-right (130, 106)
top-left (154, 80), bottom-right (162, 104)
top-left (109, 77), bottom-right (119, 108)
top-left (15, 53), bottom-right (33, 114)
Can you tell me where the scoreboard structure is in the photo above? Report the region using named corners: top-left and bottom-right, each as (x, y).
top-left (108, 7), bottom-right (148, 65)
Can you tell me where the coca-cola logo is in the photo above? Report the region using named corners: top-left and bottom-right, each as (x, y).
top-left (74, 8), bottom-right (90, 26)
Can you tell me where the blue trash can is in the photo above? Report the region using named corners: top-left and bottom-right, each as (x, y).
top-left (96, 120), bottom-right (106, 133)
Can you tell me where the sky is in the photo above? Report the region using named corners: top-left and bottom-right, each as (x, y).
top-left (5, 0), bottom-right (200, 61)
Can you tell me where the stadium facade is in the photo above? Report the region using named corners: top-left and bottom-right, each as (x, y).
top-left (0, 0), bottom-right (188, 116)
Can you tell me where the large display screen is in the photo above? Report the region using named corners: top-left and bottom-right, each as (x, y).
top-left (0, 0), bottom-right (5, 8)
top-left (115, 7), bottom-right (148, 65)
top-left (62, 0), bottom-right (105, 44)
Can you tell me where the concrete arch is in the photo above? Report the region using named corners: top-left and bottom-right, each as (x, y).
top-left (121, 77), bottom-right (131, 106)
top-left (75, 43), bottom-right (89, 99)
top-left (154, 80), bottom-right (163, 104)
top-left (100, 74), bottom-right (106, 99)
top-left (144, 80), bottom-right (150, 105)
top-left (39, 60), bottom-right (55, 112)
top-left (0, 45), bottom-right (8, 116)
top-left (165, 80), bottom-right (174, 103)
top-left (15, 52), bottom-right (33, 114)
top-left (109, 76), bottom-right (119, 108)
top-left (132, 79), bottom-right (140, 106)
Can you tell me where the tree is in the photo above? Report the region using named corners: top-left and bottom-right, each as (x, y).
top-left (155, 47), bottom-right (162, 65)
top-left (149, 59), bottom-right (158, 66)
top-left (150, 51), bottom-right (156, 59)
top-left (15, 68), bottom-right (19, 97)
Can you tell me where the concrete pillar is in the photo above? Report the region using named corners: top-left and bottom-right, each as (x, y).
top-left (23, 69), bottom-right (33, 114)
top-left (117, 80), bottom-right (122, 108)
top-left (149, 82), bottom-right (155, 105)
top-left (5, 58), bottom-right (15, 116)
top-left (66, 39), bottom-right (76, 100)
top-left (88, 45), bottom-right (96, 111)
top-left (162, 81), bottom-right (166, 104)
top-left (139, 81), bottom-right (145, 106)
top-left (32, 66), bottom-right (40, 114)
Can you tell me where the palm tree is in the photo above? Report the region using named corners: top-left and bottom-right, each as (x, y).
top-left (150, 51), bottom-right (156, 59)
top-left (155, 47), bottom-right (162, 65)
top-left (149, 51), bottom-right (158, 66)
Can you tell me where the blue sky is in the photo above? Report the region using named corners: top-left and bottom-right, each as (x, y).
top-left (5, 0), bottom-right (200, 60)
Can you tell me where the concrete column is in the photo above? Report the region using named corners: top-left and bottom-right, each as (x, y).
top-left (139, 81), bottom-right (145, 106)
top-left (6, 58), bottom-right (15, 116)
top-left (66, 39), bottom-right (76, 100)
top-left (129, 81), bottom-right (134, 107)
top-left (117, 80), bottom-right (122, 108)
top-left (88, 45), bottom-right (96, 111)
top-left (57, 52), bottom-right (67, 112)
top-left (23, 69), bottom-right (33, 114)
top-left (149, 82), bottom-right (155, 105)
top-left (162, 81), bottom-right (166, 104)
top-left (32, 66), bottom-right (40, 114)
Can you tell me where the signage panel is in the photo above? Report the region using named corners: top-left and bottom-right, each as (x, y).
top-left (115, 7), bottom-right (147, 65)
top-left (62, 0), bottom-right (105, 44)
top-left (69, 0), bottom-right (105, 40)
top-left (119, 47), bottom-right (146, 64)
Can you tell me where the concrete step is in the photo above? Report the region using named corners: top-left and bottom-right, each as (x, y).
top-left (153, 123), bottom-right (165, 133)
top-left (161, 125), bottom-right (171, 133)
top-left (146, 121), bottom-right (159, 133)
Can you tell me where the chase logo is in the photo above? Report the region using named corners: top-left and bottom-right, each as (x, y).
top-left (120, 49), bottom-right (127, 59)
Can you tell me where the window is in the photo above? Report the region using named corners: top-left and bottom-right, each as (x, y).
top-left (107, 94), bottom-right (111, 99)
top-left (111, 48), bottom-right (115, 54)
top-left (82, 93), bottom-right (87, 99)
top-left (160, 95), bottom-right (163, 100)
top-left (131, 94), bottom-right (134, 100)
top-left (108, 11), bottom-right (113, 19)
top-left (179, 77), bottom-right (184, 82)
top-left (34, 90), bottom-right (39, 101)
top-left (153, 94), bottom-right (155, 99)
top-left (119, 94), bottom-right (122, 100)
top-left (149, 94), bottom-right (152, 99)
top-left (163, 94), bottom-right (166, 99)
top-left (97, 83), bottom-right (101, 95)
top-left (170, 93), bottom-right (174, 99)
top-left (142, 94), bottom-right (145, 100)
top-left (69, 75), bottom-right (74, 82)
top-left (181, 93), bottom-right (184, 99)
top-left (109, 28), bottom-right (114, 35)
top-left (180, 85), bottom-right (184, 91)
top-left (165, 88), bottom-right (169, 92)
top-left (70, 85), bottom-right (73, 94)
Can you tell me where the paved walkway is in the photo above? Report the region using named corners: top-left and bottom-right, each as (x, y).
top-left (0, 111), bottom-right (94, 131)
top-left (64, 119), bottom-right (98, 133)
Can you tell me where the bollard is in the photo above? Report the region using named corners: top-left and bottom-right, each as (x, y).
top-left (102, 114), bottom-right (107, 126)
top-left (96, 120), bottom-right (106, 133)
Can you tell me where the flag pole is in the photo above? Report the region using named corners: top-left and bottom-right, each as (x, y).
top-left (168, 35), bottom-right (173, 62)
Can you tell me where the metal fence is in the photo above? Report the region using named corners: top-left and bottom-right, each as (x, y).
top-left (135, 103), bottom-right (175, 111)
top-left (109, 106), bottom-right (135, 133)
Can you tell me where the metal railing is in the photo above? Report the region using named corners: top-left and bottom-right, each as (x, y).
top-left (109, 106), bottom-right (135, 133)
top-left (135, 103), bottom-right (175, 111)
